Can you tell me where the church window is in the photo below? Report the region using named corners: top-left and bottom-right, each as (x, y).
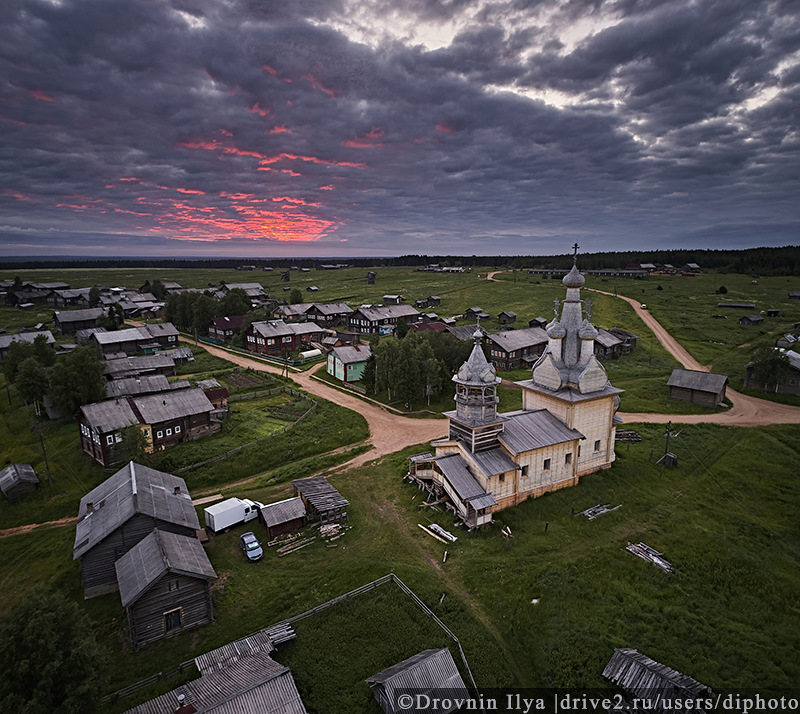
top-left (594, 440), bottom-right (601, 451)
top-left (543, 458), bottom-right (551, 471)
top-left (521, 465), bottom-right (528, 478)
top-left (565, 453), bottom-right (572, 465)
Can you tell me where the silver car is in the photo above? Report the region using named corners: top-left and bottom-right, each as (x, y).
top-left (240, 531), bottom-right (263, 562)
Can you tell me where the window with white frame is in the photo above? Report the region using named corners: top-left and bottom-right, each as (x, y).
top-left (175, 425), bottom-right (181, 433)
top-left (156, 430), bottom-right (163, 438)
top-left (106, 435), bottom-right (114, 445)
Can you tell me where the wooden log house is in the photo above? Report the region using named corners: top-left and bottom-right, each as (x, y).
top-left (73, 462), bottom-right (201, 598)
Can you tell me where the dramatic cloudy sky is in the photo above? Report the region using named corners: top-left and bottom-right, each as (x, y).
top-left (1, 0), bottom-right (798, 257)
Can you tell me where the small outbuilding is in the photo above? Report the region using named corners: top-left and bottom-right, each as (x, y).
top-left (602, 647), bottom-right (713, 701)
top-left (327, 344), bottom-right (371, 383)
top-left (115, 529), bottom-right (216, 650)
top-left (0, 463), bottom-right (39, 500)
top-left (366, 649), bottom-right (468, 714)
top-left (292, 476), bottom-right (348, 524)
top-left (738, 314), bottom-right (764, 326)
top-left (259, 497), bottom-right (308, 539)
top-left (667, 368), bottom-right (728, 407)
top-left (497, 310), bottom-right (517, 325)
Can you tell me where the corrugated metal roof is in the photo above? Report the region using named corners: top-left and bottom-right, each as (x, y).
top-left (104, 354), bottom-right (175, 376)
top-left (0, 463), bottom-right (39, 495)
top-left (132, 387), bottom-right (214, 424)
top-left (435, 455), bottom-right (497, 509)
top-left (124, 656), bottom-right (307, 714)
top-left (106, 375), bottom-right (172, 398)
top-left (499, 410), bottom-right (584, 454)
top-left (73, 462), bottom-right (199, 559)
top-left (486, 326), bottom-right (548, 352)
top-left (80, 398), bottom-right (140, 433)
top-left (367, 649), bottom-right (468, 714)
top-left (331, 344), bottom-right (371, 364)
top-left (310, 302), bottom-right (353, 316)
top-left (54, 307), bottom-right (105, 323)
top-left (260, 497), bottom-right (307, 527)
top-left (115, 530), bottom-right (216, 607)
top-left (354, 304), bottom-right (420, 322)
top-left (93, 327), bottom-right (146, 344)
top-left (602, 648), bottom-right (712, 699)
top-left (143, 322), bottom-right (179, 338)
top-left (195, 631), bottom-right (276, 676)
top-left (667, 369), bottom-right (728, 393)
top-left (0, 330), bottom-right (56, 350)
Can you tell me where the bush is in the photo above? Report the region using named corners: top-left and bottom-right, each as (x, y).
top-left (717, 285), bottom-right (728, 294)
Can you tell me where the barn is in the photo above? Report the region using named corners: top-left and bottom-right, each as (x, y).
top-left (292, 476), bottom-right (348, 524)
top-left (366, 649), bottom-right (468, 714)
top-left (259, 497), bottom-right (308, 539)
top-left (667, 369), bottom-right (728, 407)
top-left (73, 462), bottom-right (201, 598)
top-left (115, 529), bottom-right (216, 650)
top-left (0, 463), bottom-right (39, 500)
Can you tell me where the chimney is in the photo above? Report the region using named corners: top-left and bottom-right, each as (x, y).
top-left (173, 485), bottom-right (181, 495)
top-left (86, 502), bottom-right (94, 514)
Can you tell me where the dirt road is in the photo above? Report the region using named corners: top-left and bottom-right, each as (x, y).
top-left (589, 288), bottom-right (800, 427)
top-left (187, 340), bottom-right (446, 468)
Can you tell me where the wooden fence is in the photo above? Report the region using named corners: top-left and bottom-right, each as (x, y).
top-left (101, 573), bottom-right (479, 706)
top-left (174, 387), bottom-right (316, 474)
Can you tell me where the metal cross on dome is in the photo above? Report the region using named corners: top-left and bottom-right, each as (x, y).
top-left (584, 298), bottom-right (593, 321)
top-left (572, 242), bottom-right (580, 263)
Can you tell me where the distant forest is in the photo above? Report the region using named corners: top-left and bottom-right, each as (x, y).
top-left (2, 246), bottom-right (799, 275)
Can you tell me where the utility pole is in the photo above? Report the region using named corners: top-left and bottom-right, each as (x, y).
top-left (659, 421), bottom-right (672, 479)
top-left (36, 422), bottom-right (53, 487)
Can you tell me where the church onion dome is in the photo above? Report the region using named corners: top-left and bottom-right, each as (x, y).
top-left (579, 320), bottom-right (598, 339)
top-left (547, 320), bottom-right (566, 338)
top-left (562, 264), bottom-right (585, 288)
top-left (455, 337), bottom-right (500, 386)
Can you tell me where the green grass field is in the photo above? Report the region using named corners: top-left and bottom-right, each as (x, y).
top-left (0, 421), bottom-right (798, 713)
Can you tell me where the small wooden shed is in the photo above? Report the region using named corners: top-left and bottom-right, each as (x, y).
top-left (497, 310), bottom-right (517, 325)
top-left (738, 314), bottom-right (764, 326)
top-left (366, 649), bottom-right (468, 714)
top-left (0, 463), bottom-right (39, 500)
top-left (603, 648), bottom-right (713, 701)
top-left (292, 476), bottom-right (348, 524)
top-left (667, 369), bottom-right (728, 407)
top-left (259, 497), bottom-right (307, 539)
top-left (115, 529), bottom-right (216, 650)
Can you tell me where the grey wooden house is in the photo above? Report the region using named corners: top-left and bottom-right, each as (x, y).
top-left (366, 648), bottom-right (468, 714)
top-left (116, 529), bottom-right (216, 650)
top-left (667, 368), bottom-right (728, 407)
top-left (73, 462), bottom-right (201, 598)
top-left (0, 463), bottom-right (39, 500)
top-left (292, 476), bottom-right (348, 524)
top-left (738, 314), bottom-right (764, 326)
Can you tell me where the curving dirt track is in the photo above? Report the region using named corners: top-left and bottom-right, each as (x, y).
top-left (589, 288), bottom-right (800, 427)
top-left (185, 339), bottom-right (446, 468)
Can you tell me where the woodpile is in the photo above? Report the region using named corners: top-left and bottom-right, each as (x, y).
top-left (581, 504), bottom-right (621, 520)
top-left (615, 430), bottom-right (642, 442)
top-left (626, 542), bottom-right (674, 573)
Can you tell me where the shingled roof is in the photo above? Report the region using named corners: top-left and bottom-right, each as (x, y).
top-left (435, 454), bottom-right (497, 511)
top-left (115, 530), bottom-right (216, 608)
top-left (73, 462), bottom-right (199, 559)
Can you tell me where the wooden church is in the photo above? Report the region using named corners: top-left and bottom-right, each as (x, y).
top-left (409, 250), bottom-right (623, 528)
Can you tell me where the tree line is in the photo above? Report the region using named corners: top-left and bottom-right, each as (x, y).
top-left (361, 329), bottom-right (477, 409)
top-left (3, 246), bottom-right (798, 275)
top-left (3, 337), bottom-right (105, 417)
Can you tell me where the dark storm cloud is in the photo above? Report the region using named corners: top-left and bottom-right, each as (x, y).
top-left (0, 0), bottom-right (797, 256)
